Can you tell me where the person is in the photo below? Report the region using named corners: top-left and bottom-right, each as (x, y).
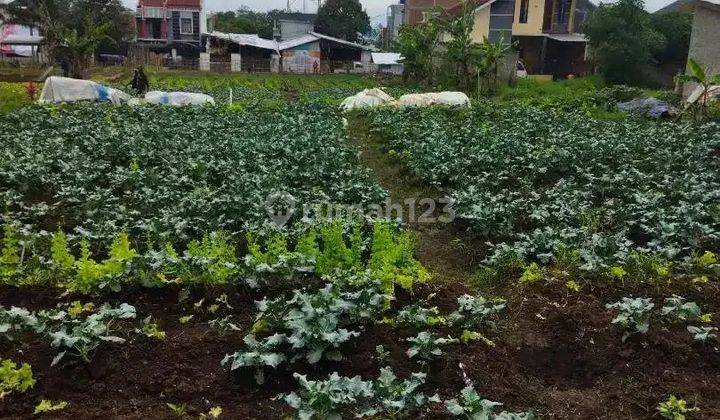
top-left (130, 66), bottom-right (150, 94)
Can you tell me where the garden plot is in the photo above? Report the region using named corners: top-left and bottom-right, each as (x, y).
top-left (368, 104), bottom-right (720, 271)
top-left (0, 104), bottom-right (385, 243)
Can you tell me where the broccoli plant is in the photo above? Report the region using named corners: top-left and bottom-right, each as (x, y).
top-left (396, 299), bottom-right (446, 328)
top-left (606, 297), bottom-right (655, 342)
top-left (448, 294), bottom-right (506, 330)
top-left (661, 295), bottom-right (701, 322)
top-left (42, 303), bottom-right (137, 365)
top-left (279, 372), bottom-right (374, 420)
top-left (687, 325), bottom-right (718, 343)
top-left (406, 331), bottom-right (458, 364)
top-left (363, 366), bottom-right (439, 417)
top-left (0, 358), bottom-right (35, 399)
top-left (280, 368), bottom-right (438, 419)
top-left (227, 282), bottom-right (386, 382)
top-left (283, 286), bottom-right (362, 363)
top-left (222, 333), bottom-right (287, 384)
top-left (1, 303), bottom-right (136, 365)
top-left (445, 386), bottom-right (535, 419)
top-left (0, 306), bottom-right (40, 340)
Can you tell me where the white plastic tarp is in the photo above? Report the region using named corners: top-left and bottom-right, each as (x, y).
top-left (144, 91), bottom-right (215, 106)
top-left (39, 76), bottom-right (131, 104)
top-left (340, 88), bottom-right (395, 111)
top-left (396, 92), bottom-right (471, 108)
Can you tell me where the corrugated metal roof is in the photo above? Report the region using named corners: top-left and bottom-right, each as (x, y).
top-left (139, 0), bottom-right (202, 7)
top-left (309, 32), bottom-right (377, 51)
top-left (278, 34), bottom-right (319, 50)
top-left (204, 31), bottom-right (376, 53)
top-left (204, 31), bottom-right (279, 52)
top-left (371, 53), bottom-right (402, 65)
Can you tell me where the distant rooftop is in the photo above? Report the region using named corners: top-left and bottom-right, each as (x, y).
top-left (138, 0), bottom-right (202, 7)
top-left (275, 12), bottom-right (317, 23)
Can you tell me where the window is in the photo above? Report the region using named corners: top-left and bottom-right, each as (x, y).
top-left (519, 0), bottom-right (529, 23)
top-left (180, 12), bottom-right (193, 35)
top-left (143, 7), bottom-right (163, 19)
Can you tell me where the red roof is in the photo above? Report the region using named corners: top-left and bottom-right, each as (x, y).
top-left (138, 0), bottom-right (202, 7)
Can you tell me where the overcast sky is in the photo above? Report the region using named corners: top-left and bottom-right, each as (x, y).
top-left (122, 0), bottom-right (677, 26)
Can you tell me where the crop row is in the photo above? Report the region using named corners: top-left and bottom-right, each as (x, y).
top-left (368, 104), bottom-right (720, 270)
top-left (0, 104), bottom-right (385, 244)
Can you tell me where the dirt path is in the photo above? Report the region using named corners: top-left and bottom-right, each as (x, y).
top-left (346, 114), bottom-right (486, 286)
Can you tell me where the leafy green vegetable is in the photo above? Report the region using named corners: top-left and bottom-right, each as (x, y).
top-left (606, 297), bottom-right (655, 342)
top-left (445, 386), bottom-right (535, 419)
top-left (657, 395), bottom-right (699, 420)
top-left (0, 358), bottom-right (35, 398)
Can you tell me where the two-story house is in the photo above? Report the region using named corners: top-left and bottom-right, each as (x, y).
top-left (136, 0), bottom-right (207, 55)
top-left (512, 0), bottom-right (595, 76)
top-left (399, 0), bottom-right (594, 77)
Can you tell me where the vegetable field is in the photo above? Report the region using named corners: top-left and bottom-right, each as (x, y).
top-left (1, 75), bottom-right (719, 420)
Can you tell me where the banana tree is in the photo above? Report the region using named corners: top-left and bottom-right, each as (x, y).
top-left (676, 58), bottom-right (720, 120)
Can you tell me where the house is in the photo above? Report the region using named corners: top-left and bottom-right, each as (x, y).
top-left (404, 0), bottom-right (464, 25)
top-left (136, 0), bottom-right (207, 56)
top-left (399, 0), bottom-right (594, 78)
top-left (446, 0), bottom-right (515, 45)
top-left (385, 4), bottom-right (405, 46)
top-left (371, 52), bottom-right (404, 74)
top-left (0, 22), bottom-right (44, 63)
top-left (684, 0), bottom-right (720, 95)
top-left (0, 0), bottom-right (44, 64)
top-left (509, 0), bottom-right (595, 77)
top-left (202, 30), bottom-right (376, 73)
top-left (273, 13), bottom-right (316, 41)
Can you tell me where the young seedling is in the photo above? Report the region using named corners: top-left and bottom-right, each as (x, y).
top-left (657, 395), bottom-right (699, 420)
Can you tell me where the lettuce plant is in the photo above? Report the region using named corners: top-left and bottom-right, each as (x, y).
top-left (657, 395), bottom-right (699, 420)
top-left (0, 358), bottom-right (35, 399)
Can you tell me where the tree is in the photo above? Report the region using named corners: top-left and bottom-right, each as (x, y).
top-left (314, 0), bottom-right (370, 42)
top-left (650, 11), bottom-right (692, 65)
top-left (213, 8), bottom-right (276, 39)
top-left (0, 0), bottom-right (133, 79)
top-left (475, 34), bottom-right (513, 95)
top-left (437, 1), bottom-right (482, 90)
top-left (395, 20), bottom-right (440, 86)
top-left (676, 58), bottom-right (720, 121)
top-left (583, 0), bottom-right (665, 84)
